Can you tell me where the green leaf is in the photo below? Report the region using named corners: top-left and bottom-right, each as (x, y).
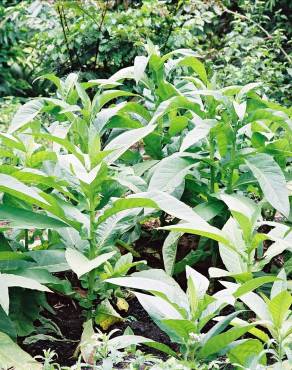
top-left (271, 269), bottom-right (287, 299)
top-left (268, 291), bottom-right (292, 328)
top-left (0, 174), bottom-right (50, 209)
top-left (92, 90), bottom-right (136, 115)
top-left (160, 319), bottom-right (197, 343)
top-left (218, 217), bottom-right (248, 274)
top-left (162, 231), bottom-right (181, 275)
top-left (149, 96), bottom-right (201, 126)
top-left (108, 334), bottom-right (176, 356)
top-left (180, 119), bottom-right (215, 152)
top-left (228, 339), bottom-right (266, 367)
top-left (0, 273), bottom-right (51, 314)
top-left (245, 153), bottom-right (289, 217)
top-left (199, 324), bottom-right (255, 358)
top-left (220, 193), bottom-right (258, 239)
top-left (134, 292), bottom-right (183, 321)
top-left (80, 320), bottom-right (96, 364)
top-left (0, 204), bottom-right (68, 229)
top-left (0, 306), bottom-right (16, 339)
top-left (104, 124), bottom-right (156, 164)
top-left (234, 276), bottom-right (278, 298)
top-left (0, 133), bottom-right (25, 151)
top-left (65, 249), bottom-right (116, 278)
top-left (161, 222), bottom-right (233, 249)
top-left (8, 99), bottom-right (44, 133)
top-left (178, 56), bottom-right (208, 85)
top-left (28, 250), bottom-right (69, 273)
top-left (97, 190), bottom-right (205, 226)
top-left (149, 154), bottom-right (195, 193)
top-left (0, 332), bottom-right (42, 369)
top-left (107, 269), bottom-right (188, 312)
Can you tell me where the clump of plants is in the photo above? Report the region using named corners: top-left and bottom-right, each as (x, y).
top-left (0, 44), bottom-right (291, 370)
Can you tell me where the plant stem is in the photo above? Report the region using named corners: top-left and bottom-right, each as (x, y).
top-left (227, 127), bottom-right (237, 193)
top-left (116, 239), bottom-right (140, 258)
top-left (57, 5), bottom-right (74, 70)
top-left (24, 229), bottom-right (29, 250)
top-left (227, 148), bottom-right (235, 193)
top-left (94, 0), bottom-right (109, 68)
top-left (88, 195), bottom-right (96, 305)
top-left (223, 7), bottom-right (292, 64)
top-left (209, 135), bottom-right (215, 193)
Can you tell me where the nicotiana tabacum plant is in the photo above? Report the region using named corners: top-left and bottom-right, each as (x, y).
top-left (221, 269), bottom-right (292, 368)
top-left (108, 267), bottom-right (292, 369)
top-left (95, 43), bottom-right (291, 215)
top-left (0, 44), bottom-right (291, 369)
top-left (161, 193), bottom-right (292, 281)
top-left (107, 266), bottom-right (266, 367)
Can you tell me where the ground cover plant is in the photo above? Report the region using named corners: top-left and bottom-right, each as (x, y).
top-left (0, 1), bottom-right (291, 370)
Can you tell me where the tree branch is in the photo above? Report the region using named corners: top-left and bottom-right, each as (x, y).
top-left (223, 7), bottom-right (292, 64)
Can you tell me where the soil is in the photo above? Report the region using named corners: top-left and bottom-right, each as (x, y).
top-left (20, 293), bottom-right (175, 366)
top-left (112, 296), bottom-right (177, 354)
top-left (20, 293), bottom-right (84, 366)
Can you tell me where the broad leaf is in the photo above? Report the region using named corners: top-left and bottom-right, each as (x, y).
top-left (0, 332), bottom-right (42, 369)
top-left (245, 153), bottom-right (289, 217)
top-left (0, 273), bottom-right (51, 314)
top-left (0, 204), bottom-right (68, 229)
top-left (9, 100), bottom-right (44, 133)
top-left (65, 249), bottom-right (116, 278)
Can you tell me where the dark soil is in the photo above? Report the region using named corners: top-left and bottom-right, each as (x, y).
top-left (20, 293), bottom-right (175, 366)
top-left (20, 293), bottom-right (84, 366)
top-left (113, 297), bottom-right (177, 354)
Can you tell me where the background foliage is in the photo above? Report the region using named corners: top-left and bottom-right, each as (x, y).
top-left (0, 0), bottom-right (291, 111)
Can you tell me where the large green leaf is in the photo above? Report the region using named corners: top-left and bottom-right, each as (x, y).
top-left (0, 332), bottom-right (42, 369)
top-left (268, 291), bottom-right (292, 328)
top-left (0, 306), bottom-right (16, 339)
top-left (161, 222), bottom-right (233, 249)
top-left (8, 99), bottom-right (44, 133)
top-left (97, 191), bottom-right (205, 225)
top-left (218, 217), bottom-right (247, 275)
top-left (228, 339), bottom-right (266, 367)
top-left (92, 90), bottom-right (137, 114)
top-left (199, 324), bottom-right (255, 358)
top-left (245, 153), bottom-right (289, 217)
top-left (28, 250), bottom-right (69, 273)
top-left (107, 269), bottom-right (188, 312)
top-left (65, 249), bottom-right (116, 278)
top-left (104, 124), bottom-right (156, 164)
top-left (148, 154), bottom-right (195, 193)
top-left (178, 56), bottom-right (208, 84)
top-left (233, 276), bottom-right (278, 298)
top-left (0, 204), bottom-right (68, 229)
top-left (148, 96), bottom-right (201, 125)
top-left (108, 334), bottom-right (176, 356)
top-left (134, 292), bottom-right (183, 321)
top-left (180, 119), bottom-right (215, 152)
top-left (0, 174), bottom-right (50, 209)
top-left (162, 231), bottom-right (181, 275)
top-left (0, 273), bottom-right (51, 314)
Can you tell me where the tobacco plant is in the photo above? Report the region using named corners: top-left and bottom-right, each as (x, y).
top-left (222, 269), bottom-right (292, 368)
top-left (0, 44), bottom-right (291, 369)
top-left (107, 266), bottom-right (260, 366)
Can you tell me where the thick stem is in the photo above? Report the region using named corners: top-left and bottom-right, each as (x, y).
top-left (227, 131), bottom-right (236, 194)
top-left (209, 136), bottom-right (215, 193)
top-left (24, 229), bottom-right (29, 250)
top-left (88, 195), bottom-right (96, 304)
